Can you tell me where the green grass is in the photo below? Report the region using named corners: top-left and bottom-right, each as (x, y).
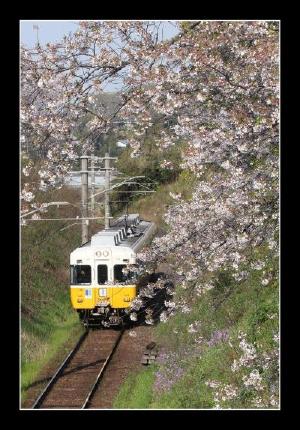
top-left (113, 366), bottom-right (157, 409)
top-left (20, 169), bottom-right (196, 405)
top-left (21, 313), bottom-right (83, 397)
top-left (127, 170), bottom-right (197, 230)
top-left (114, 261), bottom-right (278, 408)
top-left (21, 186), bottom-right (89, 402)
top-left (21, 172), bottom-right (278, 409)
top-left (111, 176), bottom-right (279, 409)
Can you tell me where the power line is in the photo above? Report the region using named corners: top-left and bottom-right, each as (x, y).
top-left (31, 222), bottom-right (78, 247)
top-left (89, 176), bottom-right (146, 200)
top-left (25, 216), bottom-right (108, 222)
top-left (21, 201), bottom-right (79, 219)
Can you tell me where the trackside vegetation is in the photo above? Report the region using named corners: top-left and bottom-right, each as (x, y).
top-left (113, 178), bottom-right (279, 409)
top-left (20, 21), bottom-right (279, 410)
top-left (21, 186), bottom-right (88, 402)
top-left (20, 142), bottom-right (185, 403)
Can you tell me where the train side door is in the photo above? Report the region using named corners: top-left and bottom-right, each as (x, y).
top-left (96, 261), bottom-right (109, 304)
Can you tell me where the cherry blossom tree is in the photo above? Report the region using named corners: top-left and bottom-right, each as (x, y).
top-left (21, 21), bottom-right (169, 213)
top-left (125, 20), bottom-right (279, 294)
top-left (21, 18), bottom-right (279, 291)
top-left (21, 19), bottom-right (279, 407)
top-left (21, 18), bottom-right (279, 299)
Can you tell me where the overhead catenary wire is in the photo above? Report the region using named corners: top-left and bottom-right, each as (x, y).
top-left (21, 154), bottom-right (155, 246)
top-left (89, 175), bottom-right (146, 200)
top-left (25, 216), bottom-right (108, 222)
top-left (21, 201), bottom-right (81, 219)
top-left (30, 222), bottom-right (81, 247)
top-left (26, 218), bottom-right (105, 247)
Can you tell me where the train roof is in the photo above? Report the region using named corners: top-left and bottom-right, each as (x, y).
top-left (74, 213), bottom-right (155, 255)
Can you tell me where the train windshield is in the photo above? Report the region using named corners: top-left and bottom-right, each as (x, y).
top-left (98, 265), bottom-right (108, 284)
top-left (114, 265), bottom-right (136, 283)
top-left (70, 265), bottom-right (91, 285)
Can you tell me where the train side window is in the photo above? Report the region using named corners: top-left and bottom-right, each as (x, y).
top-left (114, 264), bottom-right (131, 282)
top-left (114, 265), bottom-right (137, 283)
top-left (71, 265), bottom-right (91, 285)
top-left (98, 265), bottom-right (108, 284)
top-left (114, 265), bottom-right (125, 282)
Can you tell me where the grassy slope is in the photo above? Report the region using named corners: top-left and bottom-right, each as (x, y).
top-left (113, 173), bottom-right (279, 409)
top-left (21, 172), bottom-right (278, 409)
top-left (125, 170), bottom-right (197, 228)
top-left (21, 186), bottom-right (104, 400)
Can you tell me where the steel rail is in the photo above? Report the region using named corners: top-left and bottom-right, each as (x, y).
top-left (32, 329), bottom-right (89, 409)
top-left (82, 329), bottom-right (124, 409)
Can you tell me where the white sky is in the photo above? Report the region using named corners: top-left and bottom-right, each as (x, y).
top-left (20, 20), bottom-right (180, 48)
top-left (20, 20), bottom-right (180, 92)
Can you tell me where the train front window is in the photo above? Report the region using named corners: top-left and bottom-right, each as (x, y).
top-left (114, 265), bottom-right (126, 282)
top-left (70, 265), bottom-right (91, 285)
top-left (114, 265), bottom-right (136, 283)
top-left (98, 265), bottom-right (108, 284)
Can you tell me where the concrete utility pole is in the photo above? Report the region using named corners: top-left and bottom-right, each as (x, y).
top-left (91, 155), bottom-right (95, 217)
top-left (33, 24), bottom-right (40, 47)
top-left (104, 152), bottom-right (111, 230)
top-left (81, 156), bottom-right (89, 244)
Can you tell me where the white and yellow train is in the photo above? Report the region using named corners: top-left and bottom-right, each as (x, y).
top-left (70, 214), bottom-right (155, 327)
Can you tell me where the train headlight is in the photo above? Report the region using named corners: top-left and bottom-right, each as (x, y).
top-left (99, 288), bottom-right (107, 297)
top-left (96, 250), bottom-right (110, 258)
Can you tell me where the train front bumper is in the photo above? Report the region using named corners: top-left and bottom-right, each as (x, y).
top-left (70, 285), bottom-right (136, 309)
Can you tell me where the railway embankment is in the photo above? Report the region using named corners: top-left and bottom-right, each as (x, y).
top-left (112, 174), bottom-right (279, 409)
top-left (21, 170), bottom-right (278, 409)
top-left (21, 186), bottom-right (102, 404)
top-left (21, 171), bottom-right (194, 408)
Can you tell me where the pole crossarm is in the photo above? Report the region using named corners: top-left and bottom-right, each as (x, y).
top-left (89, 176), bottom-right (146, 200)
top-left (108, 191), bottom-right (155, 193)
top-left (80, 156), bottom-right (117, 161)
top-left (24, 216), bottom-right (109, 222)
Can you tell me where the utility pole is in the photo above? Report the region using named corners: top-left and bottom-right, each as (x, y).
top-left (91, 155), bottom-right (95, 217)
top-left (81, 156), bottom-right (89, 244)
top-left (33, 24), bottom-right (40, 47)
top-left (104, 152), bottom-right (111, 230)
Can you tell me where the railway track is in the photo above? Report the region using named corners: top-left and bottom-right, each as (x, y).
top-left (32, 329), bottom-right (124, 409)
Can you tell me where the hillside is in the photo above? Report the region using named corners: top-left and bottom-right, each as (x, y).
top-left (21, 20), bottom-right (279, 410)
top-left (20, 170), bottom-right (279, 409)
top-left (113, 173), bottom-right (279, 409)
top-left (21, 185), bottom-right (104, 401)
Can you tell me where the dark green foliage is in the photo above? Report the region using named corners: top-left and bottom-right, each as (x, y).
top-left (116, 142), bottom-right (183, 185)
